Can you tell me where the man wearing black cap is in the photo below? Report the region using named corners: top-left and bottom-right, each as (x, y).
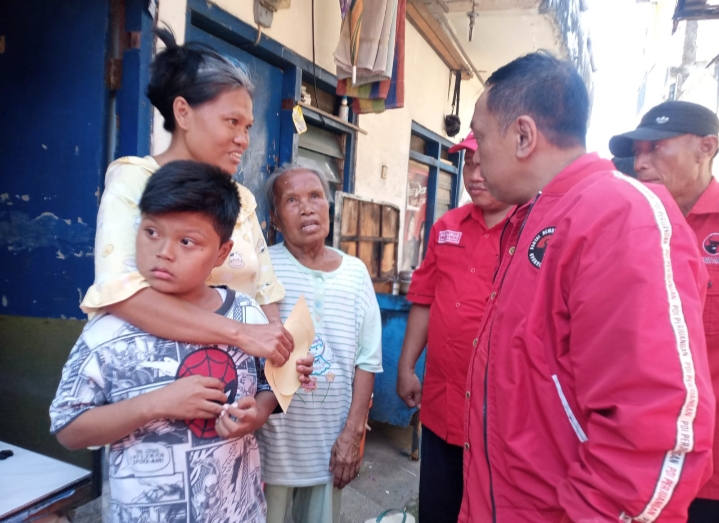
top-left (610, 100), bottom-right (719, 523)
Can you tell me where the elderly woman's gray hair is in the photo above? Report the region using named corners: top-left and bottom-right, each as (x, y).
top-left (265, 163), bottom-right (331, 215)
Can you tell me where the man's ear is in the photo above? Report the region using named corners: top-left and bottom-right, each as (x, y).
top-left (173, 96), bottom-right (192, 131)
top-left (699, 135), bottom-right (719, 161)
top-left (215, 239), bottom-right (234, 268)
top-left (515, 115), bottom-right (538, 160)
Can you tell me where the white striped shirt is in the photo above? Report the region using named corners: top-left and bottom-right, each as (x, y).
top-left (256, 244), bottom-right (382, 486)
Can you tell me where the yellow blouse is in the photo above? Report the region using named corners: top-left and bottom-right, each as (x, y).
top-left (81, 156), bottom-right (284, 315)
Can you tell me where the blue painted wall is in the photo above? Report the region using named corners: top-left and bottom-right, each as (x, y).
top-left (0, 1), bottom-right (111, 319)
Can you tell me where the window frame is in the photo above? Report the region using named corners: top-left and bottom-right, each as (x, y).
top-left (408, 121), bottom-right (464, 258)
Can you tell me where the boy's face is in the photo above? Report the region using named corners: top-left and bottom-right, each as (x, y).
top-left (136, 212), bottom-right (232, 298)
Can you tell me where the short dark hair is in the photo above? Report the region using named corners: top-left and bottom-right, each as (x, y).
top-left (147, 27), bottom-right (254, 132)
top-left (139, 160), bottom-right (240, 243)
top-left (485, 51), bottom-right (589, 148)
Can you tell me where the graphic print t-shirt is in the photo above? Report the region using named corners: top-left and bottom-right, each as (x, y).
top-left (50, 288), bottom-right (270, 523)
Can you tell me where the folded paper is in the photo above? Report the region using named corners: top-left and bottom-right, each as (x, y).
top-left (265, 295), bottom-right (315, 411)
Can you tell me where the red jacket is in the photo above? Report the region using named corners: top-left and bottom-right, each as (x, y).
top-left (460, 154), bottom-right (715, 523)
top-left (686, 178), bottom-right (719, 500)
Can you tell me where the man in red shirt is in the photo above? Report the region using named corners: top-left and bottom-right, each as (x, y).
top-left (610, 100), bottom-right (719, 523)
top-left (461, 52), bottom-right (715, 523)
top-left (396, 132), bottom-right (512, 523)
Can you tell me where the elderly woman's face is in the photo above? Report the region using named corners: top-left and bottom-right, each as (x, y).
top-left (274, 170), bottom-right (330, 248)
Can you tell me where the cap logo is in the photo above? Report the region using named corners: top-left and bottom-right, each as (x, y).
top-left (656, 116), bottom-right (670, 124)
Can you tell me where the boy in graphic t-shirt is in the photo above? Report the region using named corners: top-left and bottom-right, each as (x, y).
top-left (50, 161), bottom-right (292, 523)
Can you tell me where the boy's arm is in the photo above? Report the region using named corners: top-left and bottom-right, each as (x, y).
top-left (56, 375), bottom-right (226, 450)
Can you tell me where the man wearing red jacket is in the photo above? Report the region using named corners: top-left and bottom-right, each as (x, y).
top-left (610, 100), bottom-right (719, 523)
top-left (396, 132), bottom-right (512, 523)
top-left (460, 52), bottom-right (715, 523)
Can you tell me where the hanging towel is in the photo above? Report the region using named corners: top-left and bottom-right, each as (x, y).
top-left (335, 0), bottom-right (396, 84)
top-left (336, 0), bottom-right (405, 114)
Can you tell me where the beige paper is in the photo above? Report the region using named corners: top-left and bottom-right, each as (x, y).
top-left (266, 295), bottom-right (315, 411)
top-left (264, 367), bottom-right (294, 412)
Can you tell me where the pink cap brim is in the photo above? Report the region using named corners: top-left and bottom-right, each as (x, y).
top-left (448, 133), bottom-right (477, 154)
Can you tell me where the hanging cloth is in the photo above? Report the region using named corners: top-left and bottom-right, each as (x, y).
top-left (335, 0), bottom-right (397, 85)
top-left (336, 0), bottom-right (405, 114)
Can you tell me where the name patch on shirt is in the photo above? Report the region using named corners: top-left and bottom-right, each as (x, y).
top-left (438, 230), bottom-right (462, 245)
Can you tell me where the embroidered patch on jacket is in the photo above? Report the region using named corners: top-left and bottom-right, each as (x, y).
top-left (528, 227), bottom-right (555, 269)
top-left (703, 233), bottom-right (719, 255)
top-left (438, 230), bottom-right (462, 244)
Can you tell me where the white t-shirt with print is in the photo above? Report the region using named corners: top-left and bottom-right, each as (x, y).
top-left (50, 288), bottom-right (270, 523)
top-left (256, 245), bottom-right (383, 487)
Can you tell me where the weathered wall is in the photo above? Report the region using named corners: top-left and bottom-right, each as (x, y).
top-left (154, 0), bottom-right (482, 262)
top-left (540, 0), bottom-right (593, 97)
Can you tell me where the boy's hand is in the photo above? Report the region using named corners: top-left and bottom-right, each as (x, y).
top-left (149, 375), bottom-right (226, 420)
top-left (242, 321), bottom-right (294, 367)
top-left (296, 355), bottom-right (315, 384)
top-left (216, 397), bottom-right (258, 439)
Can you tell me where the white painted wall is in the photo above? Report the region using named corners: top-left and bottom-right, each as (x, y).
top-left (152, 0), bottom-right (483, 263)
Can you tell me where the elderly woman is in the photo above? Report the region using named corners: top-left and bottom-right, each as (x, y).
top-left (256, 164), bottom-right (383, 523)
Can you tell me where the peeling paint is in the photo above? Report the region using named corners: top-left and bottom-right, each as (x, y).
top-left (0, 210), bottom-right (94, 254)
top-left (75, 145), bottom-right (80, 156)
top-left (78, 217), bottom-right (86, 224)
top-left (77, 287), bottom-right (84, 304)
top-left (56, 250), bottom-right (66, 259)
top-left (2, 296), bottom-right (7, 307)
top-left (21, 195), bottom-right (29, 201)
top-left (42, 144), bottom-right (47, 150)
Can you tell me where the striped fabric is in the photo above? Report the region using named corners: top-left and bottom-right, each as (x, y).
top-left (256, 244), bottom-right (382, 487)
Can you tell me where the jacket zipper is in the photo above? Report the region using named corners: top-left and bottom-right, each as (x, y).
top-left (482, 192), bottom-right (541, 523)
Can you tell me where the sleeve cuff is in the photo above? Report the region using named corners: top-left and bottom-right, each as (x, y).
top-left (80, 272), bottom-right (150, 315)
top-left (406, 292), bottom-right (433, 305)
top-left (357, 363), bottom-right (383, 373)
top-left (255, 280), bottom-right (285, 305)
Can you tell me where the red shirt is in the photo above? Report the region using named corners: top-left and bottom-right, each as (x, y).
top-left (406, 203), bottom-right (506, 446)
top-left (687, 178), bottom-right (719, 501)
top-left (459, 155), bottom-right (713, 523)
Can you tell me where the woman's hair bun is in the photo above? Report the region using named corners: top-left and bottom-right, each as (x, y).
top-left (146, 25), bottom-right (254, 132)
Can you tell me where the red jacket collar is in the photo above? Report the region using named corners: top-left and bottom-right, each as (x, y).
top-left (541, 153), bottom-right (616, 196)
top-left (688, 178), bottom-right (719, 216)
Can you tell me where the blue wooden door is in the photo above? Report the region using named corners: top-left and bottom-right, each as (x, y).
top-left (185, 27), bottom-right (283, 229)
top-left (0, 0), bottom-right (111, 319)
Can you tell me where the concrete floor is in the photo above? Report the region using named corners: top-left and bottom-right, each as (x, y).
top-left (73, 421), bottom-right (420, 523)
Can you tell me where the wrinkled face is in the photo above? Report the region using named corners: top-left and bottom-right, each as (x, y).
top-left (471, 91), bottom-right (523, 204)
top-left (136, 212), bottom-right (231, 297)
top-left (462, 152), bottom-right (511, 212)
top-left (633, 135), bottom-right (703, 202)
top-left (273, 170), bottom-right (330, 250)
top-left (182, 88), bottom-right (254, 175)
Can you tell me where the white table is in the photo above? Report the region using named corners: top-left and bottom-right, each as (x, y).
top-left (0, 441), bottom-right (91, 521)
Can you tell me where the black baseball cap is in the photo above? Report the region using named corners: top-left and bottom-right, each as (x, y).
top-left (609, 101), bottom-right (719, 158)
